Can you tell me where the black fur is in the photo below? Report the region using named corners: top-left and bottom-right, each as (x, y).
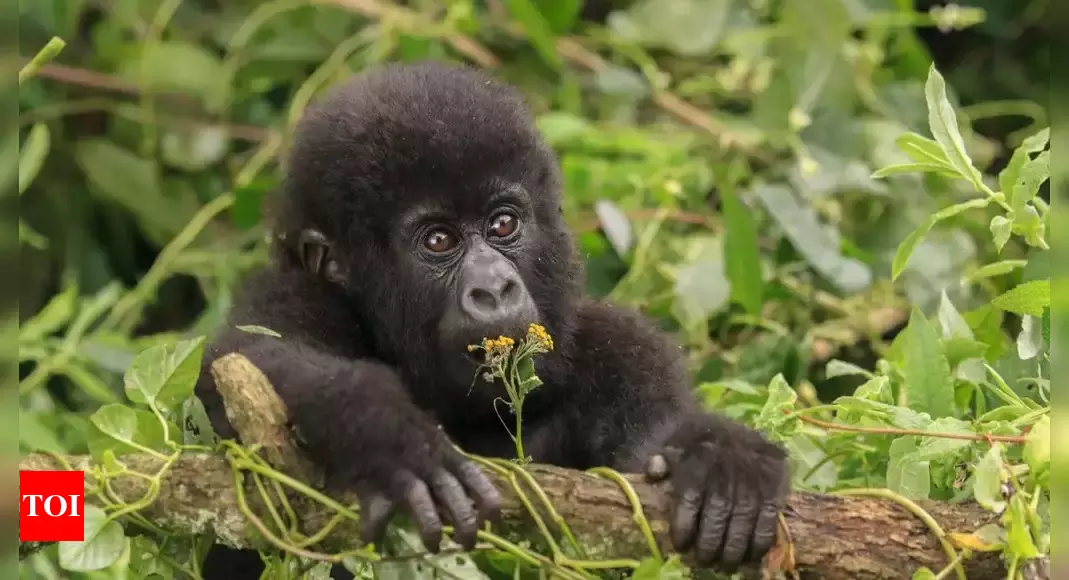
top-left (196, 62), bottom-right (789, 578)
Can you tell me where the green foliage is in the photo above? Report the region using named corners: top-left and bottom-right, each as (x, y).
top-left (15, 1), bottom-right (1050, 578)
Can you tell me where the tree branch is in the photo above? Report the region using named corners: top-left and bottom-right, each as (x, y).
top-left (17, 354), bottom-right (1047, 580)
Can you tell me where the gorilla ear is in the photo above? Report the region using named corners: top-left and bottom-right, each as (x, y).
top-left (298, 229), bottom-right (345, 285)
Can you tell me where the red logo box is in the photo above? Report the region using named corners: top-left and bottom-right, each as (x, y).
top-left (20, 470), bottom-right (85, 542)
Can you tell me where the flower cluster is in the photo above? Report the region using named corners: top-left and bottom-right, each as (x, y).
top-left (525, 323), bottom-right (554, 351)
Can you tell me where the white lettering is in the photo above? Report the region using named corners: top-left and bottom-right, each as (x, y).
top-left (68, 495), bottom-right (80, 517)
top-left (43, 495), bottom-right (68, 517)
top-left (21, 494), bottom-right (43, 516)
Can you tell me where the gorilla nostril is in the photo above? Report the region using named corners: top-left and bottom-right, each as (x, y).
top-left (500, 279), bottom-right (518, 302)
top-left (468, 288), bottom-right (497, 311)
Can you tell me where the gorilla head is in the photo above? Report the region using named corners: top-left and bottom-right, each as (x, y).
top-left (270, 62), bottom-right (582, 397)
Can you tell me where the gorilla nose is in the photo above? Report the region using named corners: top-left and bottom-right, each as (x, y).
top-left (461, 276), bottom-right (530, 324)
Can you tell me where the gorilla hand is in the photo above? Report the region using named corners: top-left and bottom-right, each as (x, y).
top-left (645, 416), bottom-right (789, 571)
top-left (341, 412), bottom-right (502, 553)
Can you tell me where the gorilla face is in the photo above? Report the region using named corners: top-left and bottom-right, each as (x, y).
top-left (274, 62), bottom-right (581, 393)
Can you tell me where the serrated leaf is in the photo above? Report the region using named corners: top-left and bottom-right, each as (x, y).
top-left (891, 198), bottom-right (990, 280)
top-left (909, 417), bottom-right (974, 462)
top-left (1010, 150), bottom-right (1049, 208)
top-left (999, 128), bottom-right (1049, 197)
top-left (924, 64), bottom-right (982, 187)
top-left (991, 280), bottom-right (1050, 317)
top-left (594, 199), bottom-right (633, 257)
top-left (754, 374), bottom-right (798, 441)
top-left (871, 162), bottom-right (961, 179)
top-left (973, 444), bottom-right (1006, 512)
top-left (124, 337), bottom-right (206, 412)
top-left (18, 123), bottom-right (51, 194)
top-left (900, 309), bottom-right (955, 418)
top-left (58, 505), bottom-right (125, 571)
top-left (721, 188), bottom-right (763, 315)
top-left (965, 259), bottom-right (1027, 283)
top-left (853, 376), bottom-right (891, 403)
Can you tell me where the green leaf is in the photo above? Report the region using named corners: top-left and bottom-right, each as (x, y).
top-left (895, 133), bottom-right (954, 167)
top-left (503, 0), bottom-right (563, 69)
top-left (88, 404), bottom-right (177, 457)
top-left (534, 0), bottom-right (582, 33)
top-left (1024, 415), bottom-right (1050, 486)
top-left (181, 396), bottom-right (219, 446)
top-left (900, 309), bottom-right (955, 418)
top-left (888, 437), bottom-right (931, 500)
top-left (1010, 150), bottom-right (1049, 208)
top-left (1016, 315), bottom-right (1044, 360)
top-left (236, 325), bottom-right (282, 338)
top-left (594, 199), bottom-right (633, 257)
top-left (608, 0), bottom-right (735, 56)
top-left (119, 41), bottom-right (228, 108)
top-left (58, 505), bottom-right (126, 571)
top-left (754, 374), bottom-right (799, 441)
top-left (998, 127), bottom-right (1049, 198)
top-left (124, 337), bottom-right (206, 412)
top-left (721, 188), bottom-right (764, 315)
top-left (1006, 495), bottom-right (1040, 558)
top-left (825, 359), bottom-right (874, 380)
top-left (965, 259), bottom-right (1027, 283)
top-left (923, 64), bottom-right (982, 187)
top-left (909, 417), bottom-right (974, 462)
top-left (991, 280), bottom-right (1050, 317)
top-left (19, 282), bottom-right (78, 342)
top-left (973, 444), bottom-right (1006, 512)
top-left (753, 184), bottom-right (871, 293)
top-left (937, 291), bottom-right (973, 339)
top-left (871, 162), bottom-right (961, 179)
top-left (911, 568), bottom-right (937, 580)
top-left (632, 555), bottom-right (689, 580)
top-left (672, 235), bottom-right (731, 324)
top-left (892, 197), bottom-right (991, 280)
top-left (18, 123), bottom-right (51, 194)
top-left (74, 139), bottom-right (191, 243)
top-left (989, 215), bottom-right (1013, 252)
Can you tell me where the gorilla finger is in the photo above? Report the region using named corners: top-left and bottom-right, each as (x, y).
top-left (429, 469), bottom-right (479, 550)
top-left (359, 492), bottom-right (396, 547)
top-left (748, 502), bottom-right (781, 561)
top-left (645, 454), bottom-right (670, 481)
top-left (695, 493), bottom-right (730, 566)
top-left (448, 457), bottom-right (503, 524)
top-left (670, 487), bottom-right (703, 552)
top-left (396, 473), bottom-right (444, 552)
top-left (719, 493), bottom-right (760, 570)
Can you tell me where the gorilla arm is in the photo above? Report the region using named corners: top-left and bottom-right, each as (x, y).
top-left (557, 300), bottom-right (791, 571)
top-left (194, 269), bottom-right (501, 552)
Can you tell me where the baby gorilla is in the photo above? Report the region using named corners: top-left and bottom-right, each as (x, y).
top-left (195, 61), bottom-right (790, 577)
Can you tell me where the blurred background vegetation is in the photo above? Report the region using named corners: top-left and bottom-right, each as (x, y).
top-left (14, 0), bottom-right (1052, 576)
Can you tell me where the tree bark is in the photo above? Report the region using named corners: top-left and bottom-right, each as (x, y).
top-left (17, 354), bottom-right (1046, 580)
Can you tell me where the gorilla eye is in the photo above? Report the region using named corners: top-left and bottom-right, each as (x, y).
top-left (488, 213), bottom-right (518, 239)
top-left (424, 229), bottom-right (457, 253)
